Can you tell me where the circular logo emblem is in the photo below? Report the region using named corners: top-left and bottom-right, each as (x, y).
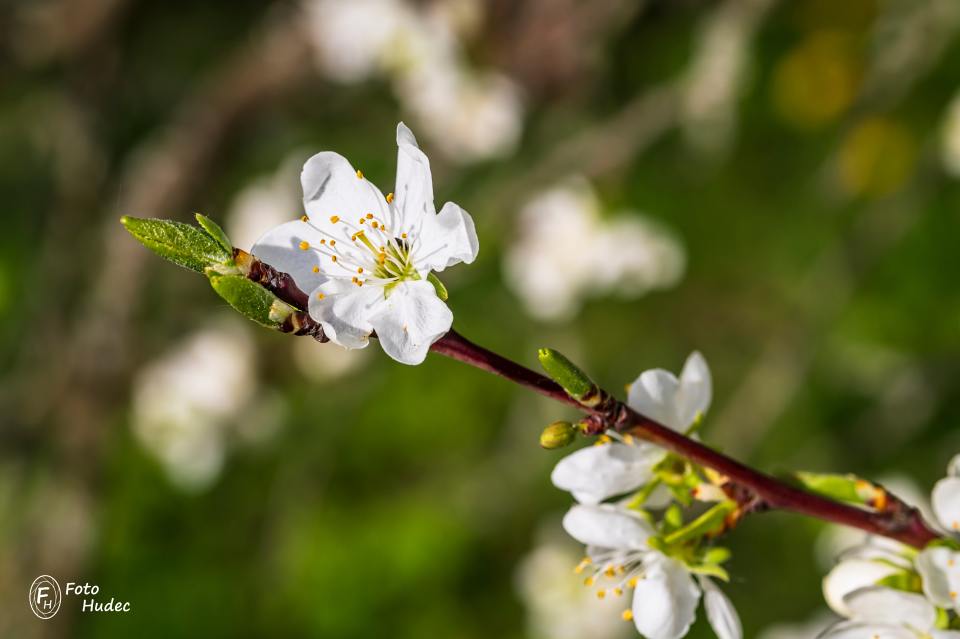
top-left (29, 575), bottom-right (61, 620)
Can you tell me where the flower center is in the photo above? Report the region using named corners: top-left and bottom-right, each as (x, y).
top-left (302, 212), bottom-right (421, 290)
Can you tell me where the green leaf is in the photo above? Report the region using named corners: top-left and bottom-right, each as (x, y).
top-left (795, 472), bottom-right (862, 504)
top-left (663, 500), bottom-right (737, 545)
top-left (207, 272), bottom-right (294, 328)
top-left (121, 216), bottom-right (232, 273)
top-left (195, 213), bottom-right (233, 253)
top-left (427, 272), bottom-right (449, 301)
top-left (537, 348), bottom-right (596, 402)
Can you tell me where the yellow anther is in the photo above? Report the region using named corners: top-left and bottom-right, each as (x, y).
top-left (378, 253), bottom-right (386, 265)
top-left (357, 267), bottom-right (364, 274)
top-left (320, 239), bottom-right (327, 244)
top-left (604, 567), bottom-right (616, 578)
top-left (623, 434), bottom-right (635, 445)
top-left (401, 232), bottom-right (408, 239)
top-left (357, 280), bottom-right (363, 287)
top-left (359, 218), bottom-right (366, 224)
top-left (583, 577), bottom-right (595, 587)
top-left (312, 266), bottom-right (320, 273)
top-left (300, 215), bottom-right (309, 222)
top-left (614, 588), bottom-right (623, 596)
top-left (356, 169), bottom-right (363, 179)
top-left (371, 221), bottom-right (379, 229)
top-left (952, 591), bottom-right (958, 600)
top-left (386, 192), bottom-right (394, 203)
top-left (330, 215), bottom-right (340, 223)
top-left (596, 590), bottom-right (606, 600)
top-left (621, 610), bottom-right (633, 622)
top-left (598, 435), bottom-right (612, 444)
top-left (316, 292), bottom-right (325, 300)
top-left (627, 577), bottom-right (638, 588)
top-left (331, 256), bottom-right (337, 262)
top-left (299, 241), bottom-right (310, 250)
top-left (366, 213), bottom-right (374, 219)
top-left (330, 240), bottom-right (336, 246)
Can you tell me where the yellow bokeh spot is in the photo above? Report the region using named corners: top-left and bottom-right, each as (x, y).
top-left (838, 117), bottom-right (916, 198)
top-left (772, 31), bottom-right (861, 129)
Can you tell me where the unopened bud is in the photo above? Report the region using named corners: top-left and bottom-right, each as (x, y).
top-left (540, 421), bottom-right (577, 449)
top-left (538, 348), bottom-right (597, 402)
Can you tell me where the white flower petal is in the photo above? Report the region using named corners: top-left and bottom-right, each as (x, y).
top-left (700, 577), bottom-right (742, 639)
top-left (932, 631), bottom-right (960, 639)
top-left (818, 621), bottom-right (915, 639)
top-left (368, 280), bottom-right (452, 365)
top-left (551, 443), bottom-right (665, 505)
top-left (394, 122), bottom-right (435, 231)
top-left (916, 546), bottom-right (960, 610)
top-left (843, 586), bottom-right (935, 631)
top-left (627, 369), bottom-right (682, 430)
top-left (631, 554), bottom-right (701, 639)
top-left (414, 201), bottom-right (479, 274)
top-left (932, 476), bottom-right (960, 533)
top-left (835, 537), bottom-right (912, 568)
top-left (251, 220), bottom-right (330, 294)
top-left (561, 504), bottom-right (655, 551)
top-left (308, 279), bottom-right (386, 349)
top-left (822, 559), bottom-right (901, 617)
top-left (676, 351), bottom-right (712, 429)
top-left (948, 454), bottom-right (960, 477)
top-left (301, 151), bottom-right (390, 232)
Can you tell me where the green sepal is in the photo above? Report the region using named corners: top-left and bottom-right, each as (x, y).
top-left (875, 571), bottom-right (922, 594)
top-left (795, 472), bottom-right (863, 504)
top-left (206, 271), bottom-right (294, 328)
top-left (539, 421), bottom-right (577, 449)
top-left (121, 216), bottom-right (232, 273)
top-left (701, 546), bottom-right (732, 565)
top-left (689, 562), bottom-right (731, 582)
top-left (927, 537), bottom-right (960, 552)
top-left (427, 272), bottom-right (448, 301)
top-left (936, 606), bottom-right (951, 630)
top-left (663, 504), bottom-right (684, 532)
top-left (662, 500), bottom-right (736, 546)
top-left (537, 348), bottom-right (596, 401)
top-left (195, 213), bottom-right (233, 253)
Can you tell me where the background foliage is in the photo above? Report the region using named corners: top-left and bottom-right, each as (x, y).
top-left (2, 0), bottom-right (960, 637)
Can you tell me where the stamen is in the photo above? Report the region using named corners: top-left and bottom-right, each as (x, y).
top-left (331, 256), bottom-right (337, 262)
top-left (299, 241), bottom-right (310, 250)
top-left (627, 577), bottom-right (638, 588)
top-left (386, 193), bottom-right (394, 203)
top-left (312, 266), bottom-right (320, 273)
top-left (300, 215), bottom-right (309, 222)
top-left (330, 215), bottom-right (340, 224)
top-left (583, 577), bottom-right (595, 587)
top-left (356, 169), bottom-right (364, 179)
top-left (621, 610), bottom-right (633, 621)
top-left (614, 588), bottom-right (623, 596)
top-left (316, 293), bottom-right (325, 300)
top-left (366, 213), bottom-right (374, 219)
top-left (357, 267), bottom-right (364, 274)
top-left (596, 590), bottom-right (606, 599)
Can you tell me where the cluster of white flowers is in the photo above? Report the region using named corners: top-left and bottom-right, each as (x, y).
top-left (505, 178), bottom-right (685, 321)
top-left (304, 0), bottom-right (523, 162)
top-left (253, 123), bottom-right (478, 365)
top-left (820, 456), bottom-right (960, 638)
top-left (549, 352), bottom-right (742, 639)
top-left (131, 321), bottom-right (257, 490)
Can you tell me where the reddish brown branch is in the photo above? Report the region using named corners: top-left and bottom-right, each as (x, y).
top-left (430, 331), bottom-right (942, 549)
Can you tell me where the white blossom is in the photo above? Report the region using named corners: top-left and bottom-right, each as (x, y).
top-left (252, 123), bottom-right (478, 365)
top-left (561, 503), bottom-right (741, 639)
top-left (505, 178), bottom-right (684, 321)
top-left (551, 352), bottom-right (711, 504)
top-left (131, 320), bottom-right (256, 490)
top-left (304, 0), bottom-right (523, 162)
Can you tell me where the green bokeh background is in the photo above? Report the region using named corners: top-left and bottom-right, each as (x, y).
top-left (3, 0), bottom-right (960, 637)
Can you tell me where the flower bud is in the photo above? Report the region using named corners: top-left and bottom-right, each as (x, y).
top-left (537, 348), bottom-right (597, 402)
top-left (540, 421), bottom-right (577, 449)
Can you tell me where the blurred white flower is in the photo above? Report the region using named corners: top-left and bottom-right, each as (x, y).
top-left (304, 0), bottom-right (524, 162)
top-left (292, 337), bottom-right (369, 382)
top-left (226, 153), bottom-right (304, 251)
top-left (132, 320), bottom-right (256, 490)
top-left (505, 178), bottom-right (684, 321)
top-left (515, 536), bottom-right (633, 639)
top-left (941, 91), bottom-right (960, 177)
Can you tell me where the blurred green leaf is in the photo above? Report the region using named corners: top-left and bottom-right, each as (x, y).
top-left (121, 216), bottom-right (232, 273)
